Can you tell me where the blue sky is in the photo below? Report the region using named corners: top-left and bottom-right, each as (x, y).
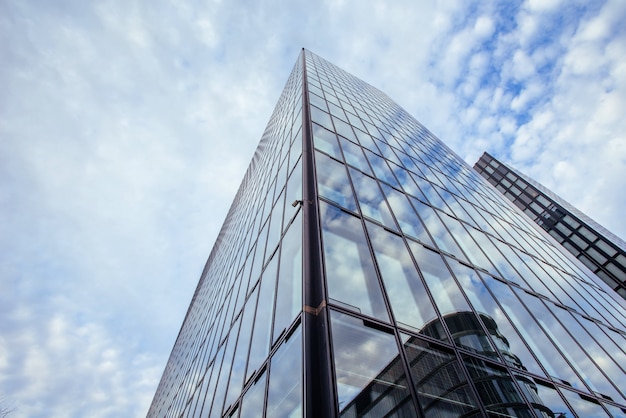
top-left (1, 0), bottom-right (625, 416)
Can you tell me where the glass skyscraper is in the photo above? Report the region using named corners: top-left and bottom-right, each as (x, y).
top-left (474, 152), bottom-right (626, 299)
top-left (148, 50), bottom-right (626, 418)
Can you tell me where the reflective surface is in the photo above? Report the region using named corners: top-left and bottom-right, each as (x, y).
top-left (150, 50), bottom-right (626, 418)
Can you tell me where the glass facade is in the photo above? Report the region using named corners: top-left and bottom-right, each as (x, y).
top-left (474, 152), bottom-right (626, 299)
top-left (148, 50), bottom-right (626, 418)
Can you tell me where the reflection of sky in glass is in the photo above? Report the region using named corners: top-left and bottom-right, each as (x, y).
top-left (239, 369), bottom-right (266, 418)
top-left (519, 289), bottom-right (626, 403)
top-left (320, 201), bottom-right (389, 321)
top-left (382, 184), bottom-right (434, 247)
top-left (366, 221), bottom-right (437, 331)
top-left (330, 311), bottom-right (413, 413)
top-left (409, 242), bottom-right (470, 316)
top-left (450, 260), bottom-right (544, 376)
top-left (267, 326), bottom-right (303, 417)
top-left (484, 275), bottom-right (587, 390)
top-left (411, 198), bottom-right (466, 260)
top-left (561, 389), bottom-right (611, 418)
top-left (531, 381), bottom-right (573, 417)
top-left (337, 136), bottom-right (371, 174)
top-left (315, 151), bottom-right (357, 212)
top-left (349, 169), bottom-right (396, 229)
top-left (273, 215), bottom-right (302, 343)
top-left (313, 123), bottom-right (341, 159)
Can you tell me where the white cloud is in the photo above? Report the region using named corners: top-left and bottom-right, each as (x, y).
top-left (1, 0), bottom-right (626, 416)
top-left (525, 0), bottom-right (563, 13)
top-left (474, 15), bottom-right (495, 39)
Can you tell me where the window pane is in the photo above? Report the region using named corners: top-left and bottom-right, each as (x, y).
top-left (408, 243), bottom-right (471, 317)
top-left (313, 123), bottom-right (341, 159)
top-left (410, 198), bottom-right (466, 260)
top-left (366, 222), bottom-right (437, 332)
top-left (381, 185), bottom-right (434, 247)
top-left (483, 276), bottom-right (586, 390)
top-left (525, 380), bottom-right (573, 418)
top-left (349, 169), bottom-right (396, 229)
top-left (365, 149), bottom-right (400, 187)
top-left (401, 335), bottom-right (479, 417)
top-left (331, 311), bottom-right (416, 416)
top-left (320, 202), bottom-right (389, 321)
top-left (561, 389), bottom-right (611, 417)
top-left (315, 151), bottom-right (357, 212)
top-left (246, 254), bottom-right (279, 380)
top-left (338, 136), bottom-right (372, 174)
top-left (266, 326), bottom-right (303, 417)
top-left (273, 215), bottom-right (302, 343)
top-left (223, 290), bottom-right (258, 411)
top-left (448, 260), bottom-right (545, 376)
top-left (239, 369), bottom-right (266, 418)
top-left (463, 355), bottom-right (531, 416)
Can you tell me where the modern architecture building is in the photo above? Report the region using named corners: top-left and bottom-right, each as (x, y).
top-left (473, 152), bottom-right (626, 299)
top-left (148, 50), bottom-right (626, 418)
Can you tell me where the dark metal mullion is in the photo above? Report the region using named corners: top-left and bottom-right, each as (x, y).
top-left (300, 49), bottom-right (337, 418)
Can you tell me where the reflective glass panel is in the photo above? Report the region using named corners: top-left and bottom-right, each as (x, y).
top-left (273, 215), bottom-right (302, 343)
top-left (239, 362), bottom-right (265, 418)
top-left (523, 379), bottom-right (573, 418)
top-left (349, 169), bottom-right (396, 229)
top-left (331, 311), bottom-right (416, 417)
top-left (381, 185), bottom-right (434, 247)
top-left (366, 222), bottom-right (437, 332)
top-left (223, 292), bottom-right (257, 411)
top-left (410, 198), bottom-right (466, 260)
top-left (463, 355), bottom-right (531, 416)
top-left (320, 201), bottom-right (389, 321)
top-left (401, 335), bottom-right (479, 417)
top-left (561, 389), bottom-right (611, 417)
top-left (337, 136), bottom-right (372, 174)
top-left (266, 326), bottom-right (303, 417)
top-left (483, 275), bottom-right (586, 390)
top-left (246, 255), bottom-right (278, 380)
top-left (316, 151), bottom-right (358, 212)
top-left (409, 242), bottom-right (471, 319)
top-left (448, 260), bottom-right (544, 375)
top-left (313, 123), bottom-right (342, 159)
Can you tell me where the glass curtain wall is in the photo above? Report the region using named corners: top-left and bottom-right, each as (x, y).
top-left (305, 50), bottom-right (626, 417)
top-left (148, 52), bottom-right (305, 418)
top-left (149, 49), bottom-right (626, 418)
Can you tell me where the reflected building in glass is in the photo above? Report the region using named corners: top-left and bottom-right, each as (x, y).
top-left (148, 50), bottom-right (626, 418)
top-left (473, 152), bottom-right (626, 299)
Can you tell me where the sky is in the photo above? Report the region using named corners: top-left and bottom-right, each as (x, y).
top-left (1, 0), bottom-right (625, 416)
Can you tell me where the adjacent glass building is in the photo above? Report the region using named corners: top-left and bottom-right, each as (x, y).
top-left (148, 50), bottom-right (626, 418)
top-left (473, 152), bottom-right (626, 299)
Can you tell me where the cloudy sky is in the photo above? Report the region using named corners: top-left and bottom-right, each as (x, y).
top-left (1, 0), bottom-right (625, 416)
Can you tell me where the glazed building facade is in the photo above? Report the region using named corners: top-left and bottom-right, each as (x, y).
top-left (148, 50), bottom-right (626, 418)
top-left (473, 152), bottom-right (626, 299)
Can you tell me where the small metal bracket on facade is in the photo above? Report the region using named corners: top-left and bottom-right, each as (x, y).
top-left (291, 199), bottom-right (312, 207)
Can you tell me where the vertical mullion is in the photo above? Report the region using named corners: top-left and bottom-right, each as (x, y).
top-left (301, 49), bottom-right (337, 418)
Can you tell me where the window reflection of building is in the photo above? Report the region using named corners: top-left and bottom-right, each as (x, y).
top-left (336, 312), bottom-right (559, 418)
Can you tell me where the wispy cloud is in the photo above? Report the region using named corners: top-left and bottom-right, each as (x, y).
top-left (1, 0), bottom-right (625, 416)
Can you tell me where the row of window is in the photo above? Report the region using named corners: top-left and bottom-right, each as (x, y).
top-left (475, 153), bottom-right (626, 298)
top-left (306, 51), bottom-right (626, 415)
top-left (305, 71), bottom-right (620, 320)
top-left (149, 55), bottom-right (306, 417)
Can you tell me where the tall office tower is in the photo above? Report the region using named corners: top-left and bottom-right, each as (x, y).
top-left (473, 152), bottom-right (626, 299)
top-left (148, 50), bottom-right (626, 418)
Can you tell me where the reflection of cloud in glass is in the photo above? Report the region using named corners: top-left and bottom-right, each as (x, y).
top-left (320, 202), bottom-right (389, 321)
top-left (330, 311), bottom-right (416, 416)
top-left (315, 151), bottom-right (357, 212)
top-left (266, 326), bottom-right (302, 417)
top-left (366, 221), bottom-right (437, 331)
top-left (349, 169), bottom-right (395, 229)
